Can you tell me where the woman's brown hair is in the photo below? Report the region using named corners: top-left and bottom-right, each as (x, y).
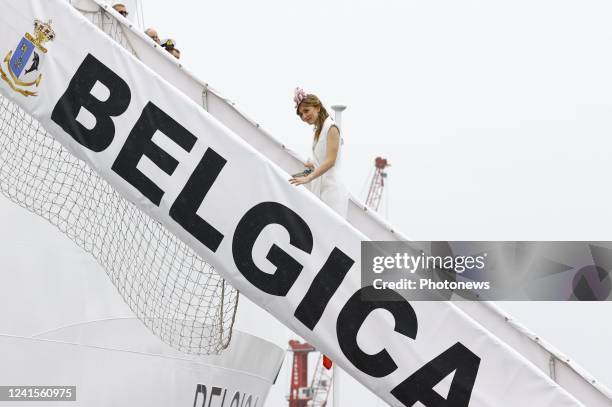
top-left (296, 94), bottom-right (329, 141)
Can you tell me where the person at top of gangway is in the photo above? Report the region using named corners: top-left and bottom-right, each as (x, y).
top-left (145, 28), bottom-right (161, 45)
top-left (112, 3), bottom-right (128, 18)
top-left (289, 87), bottom-right (349, 219)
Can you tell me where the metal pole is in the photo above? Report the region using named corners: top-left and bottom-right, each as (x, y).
top-left (549, 355), bottom-right (557, 381)
top-left (331, 105), bottom-right (347, 130)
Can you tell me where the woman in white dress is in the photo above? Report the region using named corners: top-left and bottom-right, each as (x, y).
top-left (289, 87), bottom-right (350, 218)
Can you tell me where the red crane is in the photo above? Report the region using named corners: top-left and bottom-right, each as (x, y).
top-left (365, 157), bottom-right (390, 211)
top-left (288, 340), bottom-right (315, 407)
top-left (287, 340), bottom-right (333, 407)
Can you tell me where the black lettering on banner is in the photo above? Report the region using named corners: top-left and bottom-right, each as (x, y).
top-left (390, 342), bottom-right (480, 407)
top-left (112, 101), bottom-right (197, 206)
top-left (51, 53), bottom-right (131, 152)
top-left (337, 286), bottom-right (418, 378)
top-left (219, 388), bottom-right (227, 406)
top-left (170, 148), bottom-right (226, 252)
top-left (233, 202), bottom-right (313, 296)
top-left (208, 387), bottom-right (223, 407)
top-left (294, 248), bottom-right (354, 329)
top-left (229, 391), bottom-right (241, 407)
top-left (192, 384), bottom-right (206, 407)
top-left (193, 386), bottom-right (259, 407)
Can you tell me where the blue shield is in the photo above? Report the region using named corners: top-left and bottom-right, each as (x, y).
top-left (9, 37), bottom-right (35, 78)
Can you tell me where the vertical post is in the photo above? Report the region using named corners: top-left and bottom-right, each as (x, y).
top-left (136, 0), bottom-right (145, 29)
top-left (331, 105), bottom-right (347, 130)
top-left (330, 104), bottom-right (346, 407)
top-left (549, 355), bottom-right (557, 382)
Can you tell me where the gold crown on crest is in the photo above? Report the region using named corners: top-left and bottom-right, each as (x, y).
top-left (32, 19), bottom-right (55, 47)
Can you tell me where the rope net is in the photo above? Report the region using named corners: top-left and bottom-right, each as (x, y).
top-left (0, 5), bottom-right (238, 355)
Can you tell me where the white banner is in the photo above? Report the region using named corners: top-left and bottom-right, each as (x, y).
top-left (0, 1), bottom-right (583, 405)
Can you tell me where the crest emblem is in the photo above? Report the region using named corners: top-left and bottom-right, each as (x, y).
top-left (0, 19), bottom-right (55, 97)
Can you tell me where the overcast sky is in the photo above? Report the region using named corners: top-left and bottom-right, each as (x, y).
top-left (139, 0), bottom-right (612, 239)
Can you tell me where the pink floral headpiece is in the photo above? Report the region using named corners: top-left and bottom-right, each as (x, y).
top-left (293, 87), bottom-right (307, 109)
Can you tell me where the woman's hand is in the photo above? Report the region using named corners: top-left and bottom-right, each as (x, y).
top-left (289, 127), bottom-right (340, 186)
top-left (289, 173), bottom-right (313, 186)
